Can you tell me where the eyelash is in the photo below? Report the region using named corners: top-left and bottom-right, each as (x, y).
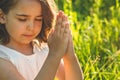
top-left (18, 19), bottom-right (27, 21)
top-left (18, 18), bottom-right (43, 22)
top-left (35, 19), bottom-right (42, 21)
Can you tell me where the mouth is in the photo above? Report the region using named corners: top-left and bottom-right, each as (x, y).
top-left (22, 34), bottom-right (34, 38)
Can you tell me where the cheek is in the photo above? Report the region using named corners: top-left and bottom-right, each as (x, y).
top-left (5, 22), bottom-right (25, 36)
top-left (35, 22), bottom-right (42, 33)
top-left (6, 26), bottom-right (23, 37)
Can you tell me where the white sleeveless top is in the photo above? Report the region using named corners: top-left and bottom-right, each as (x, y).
top-left (0, 42), bottom-right (49, 80)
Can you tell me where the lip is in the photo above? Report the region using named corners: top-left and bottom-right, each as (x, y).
top-left (22, 34), bottom-right (34, 38)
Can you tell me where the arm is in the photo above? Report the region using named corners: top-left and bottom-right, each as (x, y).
top-left (56, 36), bottom-right (84, 80)
top-left (63, 54), bottom-right (84, 80)
top-left (56, 60), bottom-right (65, 80)
top-left (35, 11), bottom-right (69, 80)
top-left (35, 52), bottom-right (62, 80)
top-left (63, 30), bottom-right (84, 80)
top-left (52, 11), bottom-right (84, 80)
top-left (0, 58), bottom-right (25, 80)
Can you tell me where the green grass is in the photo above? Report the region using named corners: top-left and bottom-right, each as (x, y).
top-left (55, 0), bottom-right (120, 79)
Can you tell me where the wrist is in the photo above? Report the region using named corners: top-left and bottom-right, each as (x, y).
top-left (48, 50), bottom-right (63, 60)
top-left (63, 53), bottom-right (77, 62)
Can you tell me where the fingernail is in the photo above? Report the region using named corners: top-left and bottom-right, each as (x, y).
top-left (59, 12), bottom-right (62, 16)
top-left (66, 22), bottom-right (69, 28)
top-left (59, 10), bottom-right (64, 16)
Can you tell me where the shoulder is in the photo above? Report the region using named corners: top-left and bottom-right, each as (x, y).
top-left (0, 45), bottom-right (10, 60)
top-left (0, 58), bottom-right (25, 80)
top-left (0, 45), bottom-right (25, 80)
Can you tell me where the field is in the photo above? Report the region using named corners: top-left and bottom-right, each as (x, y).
top-left (55, 0), bottom-right (120, 79)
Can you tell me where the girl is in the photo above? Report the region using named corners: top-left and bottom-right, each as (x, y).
top-left (0, 0), bottom-right (83, 80)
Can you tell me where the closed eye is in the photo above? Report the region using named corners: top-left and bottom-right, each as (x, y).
top-left (18, 18), bottom-right (27, 21)
top-left (35, 18), bottom-right (42, 21)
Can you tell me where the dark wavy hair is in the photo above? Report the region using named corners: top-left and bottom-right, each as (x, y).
top-left (0, 0), bottom-right (55, 44)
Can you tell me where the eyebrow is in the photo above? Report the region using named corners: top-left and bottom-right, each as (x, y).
top-left (16, 14), bottom-right (42, 17)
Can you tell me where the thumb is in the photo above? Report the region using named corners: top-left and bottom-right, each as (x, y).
top-left (48, 29), bottom-right (54, 40)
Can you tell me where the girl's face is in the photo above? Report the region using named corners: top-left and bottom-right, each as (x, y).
top-left (4, 0), bottom-right (42, 45)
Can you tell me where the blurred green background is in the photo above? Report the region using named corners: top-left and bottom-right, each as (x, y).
top-left (55, 0), bottom-right (120, 79)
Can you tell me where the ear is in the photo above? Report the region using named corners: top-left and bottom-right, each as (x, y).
top-left (0, 9), bottom-right (6, 24)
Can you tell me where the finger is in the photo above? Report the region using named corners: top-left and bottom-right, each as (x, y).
top-left (63, 22), bottom-right (70, 37)
top-left (48, 29), bottom-right (54, 41)
top-left (60, 15), bottom-right (68, 34)
top-left (61, 15), bottom-right (67, 28)
top-left (54, 11), bottom-right (63, 33)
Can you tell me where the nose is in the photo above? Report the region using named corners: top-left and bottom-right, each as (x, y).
top-left (27, 21), bottom-right (34, 30)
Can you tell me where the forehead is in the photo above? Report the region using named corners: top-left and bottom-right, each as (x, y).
top-left (9, 0), bottom-right (42, 15)
top-left (15, 0), bottom-right (41, 10)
